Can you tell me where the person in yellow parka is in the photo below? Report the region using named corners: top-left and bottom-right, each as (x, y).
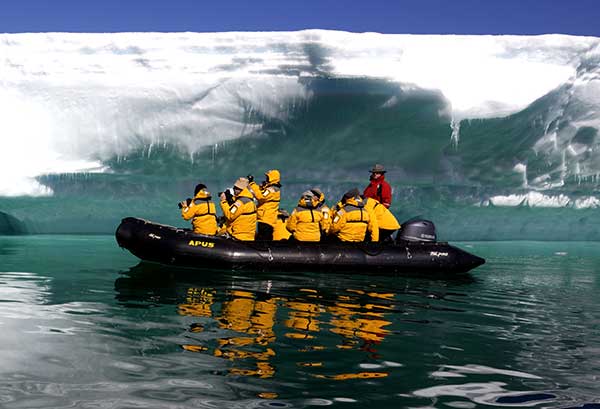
top-left (180, 183), bottom-right (218, 235)
top-left (219, 177), bottom-right (257, 241)
top-left (363, 196), bottom-right (401, 242)
top-left (329, 188), bottom-right (378, 243)
top-left (309, 188), bottom-right (331, 236)
top-left (286, 191), bottom-right (326, 242)
top-left (272, 209), bottom-right (292, 241)
top-left (248, 169), bottom-right (281, 241)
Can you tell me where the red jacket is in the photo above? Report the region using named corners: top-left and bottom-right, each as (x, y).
top-left (363, 176), bottom-right (392, 208)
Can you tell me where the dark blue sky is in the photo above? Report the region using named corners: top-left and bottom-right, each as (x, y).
top-left (2, 0), bottom-right (599, 36)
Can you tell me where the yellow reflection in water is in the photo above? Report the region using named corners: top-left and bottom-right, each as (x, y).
top-left (313, 372), bottom-right (389, 380)
top-left (284, 301), bottom-right (322, 339)
top-left (178, 288), bottom-right (215, 317)
top-left (258, 392), bottom-right (279, 399)
top-left (328, 292), bottom-right (392, 344)
top-left (178, 285), bottom-right (395, 381)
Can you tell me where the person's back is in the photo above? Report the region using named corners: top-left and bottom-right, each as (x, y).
top-left (219, 178), bottom-right (257, 241)
top-left (248, 169), bottom-right (281, 240)
top-left (310, 188), bottom-right (331, 235)
top-left (286, 192), bottom-right (325, 242)
top-left (363, 164), bottom-right (392, 208)
top-left (273, 209), bottom-right (292, 241)
top-left (363, 197), bottom-right (400, 241)
top-left (180, 184), bottom-right (218, 235)
top-left (330, 189), bottom-right (378, 242)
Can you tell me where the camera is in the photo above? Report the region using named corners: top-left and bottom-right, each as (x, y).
top-left (178, 198), bottom-right (192, 209)
top-left (218, 188), bottom-right (235, 205)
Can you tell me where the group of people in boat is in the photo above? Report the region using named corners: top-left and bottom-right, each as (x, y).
top-left (179, 164), bottom-right (399, 243)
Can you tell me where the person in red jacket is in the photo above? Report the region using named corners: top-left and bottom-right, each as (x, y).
top-left (363, 164), bottom-right (392, 208)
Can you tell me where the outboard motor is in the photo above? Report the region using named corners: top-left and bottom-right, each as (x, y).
top-left (397, 219), bottom-right (436, 242)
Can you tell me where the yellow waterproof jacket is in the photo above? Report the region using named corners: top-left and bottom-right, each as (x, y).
top-left (308, 189), bottom-right (331, 234)
top-left (249, 170), bottom-right (280, 227)
top-left (316, 204), bottom-right (331, 234)
top-left (364, 198), bottom-right (400, 231)
top-left (181, 195), bottom-right (218, 235)
top-left (286, 206), bottom-right (325, 242)
top-left (273, 216), bottom-right (292, 241)
top-left (330, 198), bottom-right (379, 242)
top-left (220, 188), bottom-right (257, 241)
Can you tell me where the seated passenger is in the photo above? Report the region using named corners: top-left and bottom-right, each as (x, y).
top-left (286, 191), bottom-right (326, 242)
top-left (180, 183), bottom-right (218, 235)
top-left (273, 209), bottom-right (292, 241)
top-left (362, 196), bottom-right (400, 242)
top-left (310, 188), bottom-right (331, 236)
top-left (219, 177), bottom-right (257, 241)
top-left (329, 188), bottom-right (378, 243)
top-left (248, 169), bottom-right (281, 240)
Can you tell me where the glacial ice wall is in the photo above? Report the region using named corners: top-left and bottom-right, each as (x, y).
top-left (1, 30), bottom-right (599, 201)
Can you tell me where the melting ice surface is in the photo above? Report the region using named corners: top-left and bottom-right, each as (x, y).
top-left (1, 31), bottom-right (599, 198)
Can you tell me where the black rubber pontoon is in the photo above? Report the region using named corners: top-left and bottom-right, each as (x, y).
top-left (115, 217), bottom-right (485, 274)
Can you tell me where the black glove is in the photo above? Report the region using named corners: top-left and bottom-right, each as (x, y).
top-left (247, 175), bottom-right (254, 183)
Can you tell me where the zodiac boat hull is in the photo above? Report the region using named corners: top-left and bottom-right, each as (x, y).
top-left (115, 217), bottom-right (485, 274)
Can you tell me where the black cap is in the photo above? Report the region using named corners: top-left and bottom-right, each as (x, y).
top-left (194, 183), bottom-right (207, 196)
top-left (342, 188), bottom-right (360, 201)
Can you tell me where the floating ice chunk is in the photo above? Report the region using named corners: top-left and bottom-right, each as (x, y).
top-left (574, 196), bottom-right (600, 208)
top-left (485, 192), bottom-right (575, 208)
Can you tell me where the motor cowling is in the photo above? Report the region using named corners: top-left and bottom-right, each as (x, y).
top-left (397, 219), bottom-right (436, 242)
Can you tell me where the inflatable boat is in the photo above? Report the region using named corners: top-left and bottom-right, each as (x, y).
top-left (115, 217), bottom-right (485, 274)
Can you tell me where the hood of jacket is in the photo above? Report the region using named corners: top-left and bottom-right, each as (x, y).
top-left (235, 187), bottom-right (255, 200)
top-left (265, 169), bottom-right (281, 185)
top-left (344, 196), bottom-right (365, 208)
top-left (194, 189), bottom-right (212, 200)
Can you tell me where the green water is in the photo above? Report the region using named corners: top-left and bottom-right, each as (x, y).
top-left (0, 236), bottom-right (599, 408)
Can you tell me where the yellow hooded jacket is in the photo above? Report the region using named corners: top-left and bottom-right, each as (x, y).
top-left (311, 189), bottom-right (331, 234)
top-left (318, 204), bottom-right (331, 234)
top-left (273, 211), bottom-right (292, 241)
top-left (330, 197), bottom-right (379, 242)
top-left (286, 204), bottom-right (325, 242)
top-left (249, 169), bottom-right (281, 227)
top-left (220, 188), bottom-right (257, 241)
top-left (363, 197), bottom-right (400, 231)
top-left (181, 191), bottom-right (218, 235)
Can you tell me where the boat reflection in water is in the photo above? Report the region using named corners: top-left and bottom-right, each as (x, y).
top-left (177, 286), bottom-right (392, 380)
top-left (180, 289), bottom-right (278, 378)
top-left (115, 263), bottom-right (409, 383)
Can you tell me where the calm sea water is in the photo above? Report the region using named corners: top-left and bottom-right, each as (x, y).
top-left (0, 235), bottom-right (599, 408)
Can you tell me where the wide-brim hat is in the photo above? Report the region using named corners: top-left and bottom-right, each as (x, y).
top-left (370, 164), bottom-right (386, 173)
top-left (234, 177), bottom-right (249, 190)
